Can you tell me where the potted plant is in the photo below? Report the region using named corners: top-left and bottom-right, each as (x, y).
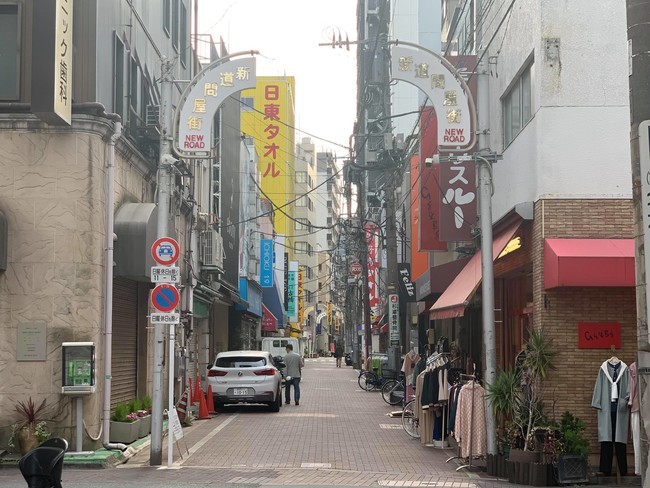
top-left (136, 397), bottom-right (152, 438)
top-left (9, 398), bottom-right (51, 455)
top-left (109, 401), bottom-right (140, 444)
top-left (555, 411), bottom-right (589, 484)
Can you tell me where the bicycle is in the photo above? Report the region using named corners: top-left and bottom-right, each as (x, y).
top-left (401, 398), bottom-right (420, 438)
top-left (381, 375), bottom-right (405, 405)
top-left (357, 368), bottom-right (391, 391)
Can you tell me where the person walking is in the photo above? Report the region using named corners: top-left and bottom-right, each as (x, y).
top-left (334, 343), bottom-right (343, 367)
top-left (284, 343), bottom-right (304, 405)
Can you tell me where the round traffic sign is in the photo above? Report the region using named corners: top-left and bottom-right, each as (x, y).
top-left (151, 237), bottom-right (180, 265)
top-left (349, 262), bottom-right (363, 276)
top-left (151, 284), bottom-right (180, 312)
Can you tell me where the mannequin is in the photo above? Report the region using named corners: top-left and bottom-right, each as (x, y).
top-left (591, 356), bottom-right (630, 476)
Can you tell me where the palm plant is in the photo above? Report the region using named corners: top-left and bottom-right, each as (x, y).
top-left (15, 397), bottom-right (48, 430)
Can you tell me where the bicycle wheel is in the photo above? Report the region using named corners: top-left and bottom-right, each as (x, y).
top-left (382, 380), bottom-right (405, 405)
top-left (358, 371), bottom-right (377, 391)
top-left (402, 399), bottom-right (420, 438)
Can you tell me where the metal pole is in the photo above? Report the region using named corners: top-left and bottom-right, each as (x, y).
top-left (167, 324), bottom-right (175, 467)
top-left (76, 397), bottom-right (83, 452)
top-left (385, 161), bottom-right (400, 372)
top-left (627, 0), bottom-right (650, 479)
top-left (476, 53), bottom-right (498, 456)
top-left (151, 58), bottom-right (174, 466)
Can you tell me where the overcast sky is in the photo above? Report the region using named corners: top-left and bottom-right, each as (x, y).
top-left (197, 0), bottom-right (357, 157)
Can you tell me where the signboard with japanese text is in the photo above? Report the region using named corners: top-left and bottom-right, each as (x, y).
top-left (150, 313), bottom-right (180, 325)
top-left (391, 44), bottom-right (475, 152)
top-left (298, 268), bottom-right (304, 325)
top-left (151, 266), bottom-right (180, 283)
top-left (175, 57), bottom-right (256, 157)
top-left (577, 322), bottom-right (621, 349)
top-left (260, 239), bottom-right (273, 287)
top-left (287, 261), bottom-right (298, 322)
top-left (388, 294), bottom-right (399, 346)
top-left (439, 160), bottom-right (477, 241)
top-left (32, 0), bottom-right (73, 126)
top-left (366, 223), bottom-right (380, 310)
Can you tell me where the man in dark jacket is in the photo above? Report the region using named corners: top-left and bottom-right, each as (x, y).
top-left (334, 343), bottom-right (343, 367)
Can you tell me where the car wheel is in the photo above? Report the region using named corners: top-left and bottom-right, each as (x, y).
top-left (269, 388), bottom-right (281, 412)
top-left (214, 401), bottom-right (224, 412)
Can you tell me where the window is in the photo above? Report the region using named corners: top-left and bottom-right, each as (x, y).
top-left (129, 57), bottom-right (138, 113)
top-left (172, 0), bottom-right (179, 51)
top-left (163, 0), bottom-right (171, 36)
top-left (327, 217), bottom-right (332, 226)
top-left (296, 242), bottom-right (308, 254)
top-left (295, 218), bottom-right (309, 231)
top-left (296, 195), bottom-right (310, 207)
top-left (180, 3), bottom-right (187, 66)
top-left (503, 63), bottom-right (533, 146)
top-left (296, 171), bottom-right (308, 183)
top-left (241, 96), bottom-right (254, 111)
top-left (0, 4), bottom-right (20, 100)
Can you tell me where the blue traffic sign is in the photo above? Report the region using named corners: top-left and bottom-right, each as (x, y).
top-left (151, 284), bottom-right (180, 312)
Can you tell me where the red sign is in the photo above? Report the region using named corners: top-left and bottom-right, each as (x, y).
top-left (577, 322), bottom-right (621, 349)
top-left (151, 237), bottom-right (180, 266)
top-left (261, 304), bottom-right (278, 332)
top-left (439, 160), bottom-right (477, 242)
top-left (350, 262), bottom-right (362, 276)
top-left (151, 284), bottom-right (180, 312)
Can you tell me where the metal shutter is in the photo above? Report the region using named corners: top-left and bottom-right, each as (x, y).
top-left (111, 277), bottom-right (138, 407)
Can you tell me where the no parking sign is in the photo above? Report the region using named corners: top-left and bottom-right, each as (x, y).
top-left (151, 284), bottom-right (180, 313)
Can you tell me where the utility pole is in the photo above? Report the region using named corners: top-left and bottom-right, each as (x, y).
top-left (476, 53), bottom-right (498, 456)
top-left (627, 0), bottom-right (650, 480)
top-left (384, 153), bottom-right (401, 372)
top-left (151, 58), bottom-right (174, 466)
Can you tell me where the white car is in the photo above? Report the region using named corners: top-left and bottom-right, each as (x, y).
top-left (207, 350), bottom-right (283, 412)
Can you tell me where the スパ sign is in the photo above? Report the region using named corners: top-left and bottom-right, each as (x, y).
top-left (151, 237), bottom-right (180, 266)
top-left (151, 284), bottom-right (180, 313)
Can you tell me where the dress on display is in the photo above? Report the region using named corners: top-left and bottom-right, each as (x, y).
top-left (453, 381), bottom-right (487, 459)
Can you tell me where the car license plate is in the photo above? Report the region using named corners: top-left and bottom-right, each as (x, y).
top-left (233, 388), bottom-right (248, 396)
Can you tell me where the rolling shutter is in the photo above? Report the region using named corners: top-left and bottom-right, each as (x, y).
top-left (111, 277), bottom-right (138, 407)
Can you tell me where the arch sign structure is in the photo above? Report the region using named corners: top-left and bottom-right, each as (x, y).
top-left (390, 42), bottom-right (476, 152)
top-left (174, 52), bottom-right (258, 158)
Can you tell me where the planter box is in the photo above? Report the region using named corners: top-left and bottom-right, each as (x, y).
top-left (109, 419), bottom-right (140, 444)
top-left (556, 453), bottom-right (588, 485)
top-left (138, 415), bottom-right (151, 438)
top-left (530, 462), bottom-right (557, 486)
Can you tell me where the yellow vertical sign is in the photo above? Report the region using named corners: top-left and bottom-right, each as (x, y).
top-left (298, 268), bottom-right (304, 325)
top-left (327, 302), bottom-right (332, 326)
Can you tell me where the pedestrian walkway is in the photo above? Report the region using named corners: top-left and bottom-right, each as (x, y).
top-left (0, 357), bottom-right (640, 487)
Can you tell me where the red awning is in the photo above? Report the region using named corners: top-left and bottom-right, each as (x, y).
top-left (544, 239), bottom-right (635, 289)
top-left (429, 219), bottom-right (522, 320)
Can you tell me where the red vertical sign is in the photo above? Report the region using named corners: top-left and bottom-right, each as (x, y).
top-left (366, 223), bottom-right (379, 312)
top-left (439, 161), bottom-right (477, 241)
top-left (419, 107), bottom-right (447, 251)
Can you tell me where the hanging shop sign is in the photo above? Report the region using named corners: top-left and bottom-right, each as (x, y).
top-left (577, 322), bottom-right (621, 349)
top-left (439, 159), bottom-right (477, 242)
top-left (390, 43), bottom-right (476, 152)
top-left (388, 294), bottom-right (399, 346)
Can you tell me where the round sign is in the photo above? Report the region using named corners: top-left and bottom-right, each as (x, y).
top-left (349, 262), bottom-right (363, 276)
top-left (151, 237), bottom-right (180, 265)
top-left (151, 284), bottom-right (180, 312)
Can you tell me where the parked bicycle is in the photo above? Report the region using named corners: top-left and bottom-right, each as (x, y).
top-left (401, 397), bottom-right (420, 438)
top-left (381, 374), bottom-right (405, 405)
top-left (358, 368), bottom-right (393, 391)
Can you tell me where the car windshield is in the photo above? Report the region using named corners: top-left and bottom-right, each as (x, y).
top-left (216, 356), bottom-right (267, 368)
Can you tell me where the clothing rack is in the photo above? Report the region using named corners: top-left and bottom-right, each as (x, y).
top-left (425, 352), bottom-right (453, 449)
top-left (446, 370), bottom-right (481, 471)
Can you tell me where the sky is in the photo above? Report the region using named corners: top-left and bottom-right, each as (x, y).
top-left (197, 0), bottom-right (358, 157)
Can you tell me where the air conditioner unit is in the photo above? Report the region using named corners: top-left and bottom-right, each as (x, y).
top-left (200, 230), bottom-right (224, 271)
top-left (146, 104), bottom-right (160, 127)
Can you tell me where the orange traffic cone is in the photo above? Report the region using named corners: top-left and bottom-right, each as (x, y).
top-left (194, 374), bottom-right (201, 403)
top-left (197, 388), bottom-right (210, 419)
top-left (187, 377), bottom-right (194, 406)
top-left (176, 387), bottom-right (189, 422)
top-left (206, 385), bottom-right (216, 415)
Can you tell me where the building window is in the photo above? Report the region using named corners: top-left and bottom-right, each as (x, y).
top-left (241, 96), bottom-right (254, 111)
top-left (296, 171), bottom-right (308, 183)
top-left (129, 57), bottom-right (138, 115)
top-left (163, 0), bottom-right (171, 36)
top-left (172, 0), bottom-right (179, 52)
top-left (503, 62), bottom-right (533, 146)
top-left (180, 3), bottom-right (187, 66)
top-left (296, 242), bottom-right (308, 254)
top-left (296, 195), bottom-right (310, 207)
top-left (295, 218), bottom-right (309, 231)
top-left (327, 217), bottom-right (332, 226)
top-left (0, 4), bottom-right (20, 100)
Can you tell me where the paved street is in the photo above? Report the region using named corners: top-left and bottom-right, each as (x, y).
top-left (0, 358), bottom-right (634, 487)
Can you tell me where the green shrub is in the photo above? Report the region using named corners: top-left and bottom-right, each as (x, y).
top-left (111, 402), bottom-right (132, 422)
top-left (558, 411), bottom-right (589, 457)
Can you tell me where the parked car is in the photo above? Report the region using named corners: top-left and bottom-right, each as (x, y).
top-left (207, 351), bottom-right (283, 412)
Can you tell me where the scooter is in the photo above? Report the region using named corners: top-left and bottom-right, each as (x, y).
top-left (344, 352), bottom-right (353, 366)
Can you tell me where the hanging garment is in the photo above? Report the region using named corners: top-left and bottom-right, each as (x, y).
top-left (453, 381), bottom-right (487, 458)
top-left (401, 350), bottom-right (421, 385)
top-left (591, 360), bottom-right (630, 443)
top-left (629, 362), bottom-right (640, 475)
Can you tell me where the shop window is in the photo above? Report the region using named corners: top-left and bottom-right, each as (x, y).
top-left (0, 4), bottom-right (20, 100)
top-left (503, 62), bottom-right (534, 146)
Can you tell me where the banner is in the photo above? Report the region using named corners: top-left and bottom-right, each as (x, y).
top-left (398, 263), bottom-right (416, 302)
top-left (260, 240), bottom-right (273, 287)
top-left (287, 261), bottom-right (298, 322)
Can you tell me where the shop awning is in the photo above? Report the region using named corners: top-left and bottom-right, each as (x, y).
top-left (429, 219), bottom-right (522, 320)
top-left (544, 238), bottom-right (635, 289)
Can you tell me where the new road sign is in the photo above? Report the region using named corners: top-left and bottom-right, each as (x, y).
top-left (151, 266), bottom-right (180, 283)
top-left (151, 237), bottom-right (180, 266)
top-left (151, 284), bottom-right (180, 313)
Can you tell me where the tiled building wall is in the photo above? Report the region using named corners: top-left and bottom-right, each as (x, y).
top-left (532, 198), bottom-right (635, 464)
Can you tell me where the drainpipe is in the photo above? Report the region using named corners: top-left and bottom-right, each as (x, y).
top-left (102, 119), bottom-right (127, 451)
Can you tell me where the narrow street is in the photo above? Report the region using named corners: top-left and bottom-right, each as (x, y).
top-left (1, 358), bottom-right (511, 487)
